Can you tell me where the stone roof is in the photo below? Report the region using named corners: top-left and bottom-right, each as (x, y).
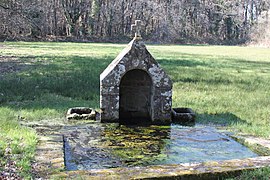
top-left (100, 38), bottom-right (172, 88)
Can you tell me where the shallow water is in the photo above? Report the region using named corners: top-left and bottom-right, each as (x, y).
top-left (64, 123), bottom-right (257, 170)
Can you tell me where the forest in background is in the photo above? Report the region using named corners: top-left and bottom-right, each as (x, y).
top-left (0, 0), bottom-right (269, 45)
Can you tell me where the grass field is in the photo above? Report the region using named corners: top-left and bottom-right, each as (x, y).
top-left (0, 41), bottom-right (270, 178)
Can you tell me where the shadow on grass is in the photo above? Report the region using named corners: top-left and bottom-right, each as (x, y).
top-left (0, 53), bottom-right (215, 106)
top-left (157, 54), bottom-right (269, 87)
top-left (0, 55), bottom-right (38, 74)
top-left (196, 112), bottom-right (252, 126)
top-left (0, 51), bottom-right (269, 122)
top-left (234, 59), bottom-right (270, 66)
top-left (157, 57), bottom-right (210, 67)
top-left (0, 55), bottom-right (113, 112)
top-left (157, 52), bottom-right (270, 71)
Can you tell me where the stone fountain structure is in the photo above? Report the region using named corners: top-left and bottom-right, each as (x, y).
top-left (100, 20), bottom-right (173, 125)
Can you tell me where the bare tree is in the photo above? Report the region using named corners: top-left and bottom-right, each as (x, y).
top-left (0, 0), bottom-right (269, 44)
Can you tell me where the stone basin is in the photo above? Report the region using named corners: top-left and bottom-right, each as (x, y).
top-left (172, 108), bottom-right (196, 124)
top-left (66, 107), bottom-right (96, 120)
top-left (63, 124), bottom-right (257, 170)
top-left (30, 122), bottom-right (270, 179)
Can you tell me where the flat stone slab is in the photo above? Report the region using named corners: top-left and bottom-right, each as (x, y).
top-left (27, 124), bottom-right (65, 179)
top-left (24, 122), bottom-right (270, 179)
top-left (55, 156), bottom-right (270, 179)
top-left (230, 135), bottom-right (270, 155)
top-left (236, 136), bottom-right (270, 150)
top-left (63, 125), bottom-right (258, 170)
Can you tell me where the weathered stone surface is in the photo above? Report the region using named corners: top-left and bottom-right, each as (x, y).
top-left (66, 107), bottom-right (96, 120)
top-left (55, 156), bottom-right (270, 179)
top-left (172, 108), bottom-right (196, 124)
top-left (100, 38), bottom-right (173, 124)
top-left (63, 124), bottom-right (258, 171)
top-left (25, 122), bottom-right (270, 179)
top-left (34, 133), bottom-right (65, 179)
top-left (243, 136), bottom-right (270, 150)
top-left (230, 135), bottom-right (270, 155)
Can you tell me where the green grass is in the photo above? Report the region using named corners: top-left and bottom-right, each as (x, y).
top-left (226, 167), bottom-right (270, 180)
top-left (149, 45), bottom-right (270, 137)
top-left (0, 41), bottom-right (270, 178)
top-left (0, 107), bottom-right (37, 178)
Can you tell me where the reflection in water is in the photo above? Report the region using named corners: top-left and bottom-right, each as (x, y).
top-left (64, 124), bottom-right (257, 170)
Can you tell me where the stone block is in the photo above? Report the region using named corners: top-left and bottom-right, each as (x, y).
top-left (66, 107), bottom-right (96, 120)
top-left (172, 108), bottom-right (196, 124)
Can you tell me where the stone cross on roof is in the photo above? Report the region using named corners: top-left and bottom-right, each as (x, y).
top-left (131, 20), bottom-right (142, 39)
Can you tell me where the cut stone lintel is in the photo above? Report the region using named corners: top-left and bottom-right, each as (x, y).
top-left (55, 156), bottom-right (270, 179)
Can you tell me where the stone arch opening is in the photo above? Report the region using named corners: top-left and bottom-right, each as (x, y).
top-left (119, 69), bottom-right (152, 124)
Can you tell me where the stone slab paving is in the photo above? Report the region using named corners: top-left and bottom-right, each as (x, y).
top-left (229, 134), bottom-right (270, 156)
top-left (54, 156), bottom-right (270, 179)
top-left (237, 136), bottom-right (270, 150)
top-left (64, 125), bottom-right (258, 170)
top-left (28, 123), bottom-right (270, 179)
top-left (30, 125), bottom-right (65, 178)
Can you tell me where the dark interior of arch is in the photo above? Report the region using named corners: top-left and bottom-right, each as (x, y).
top-left (119, 69), bottom-right (152, 125)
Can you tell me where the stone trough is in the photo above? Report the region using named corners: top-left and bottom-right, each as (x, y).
top-left (172, 108), bottom-right (196, 124)
top-left (66, 107), bottom-right (97, 120)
